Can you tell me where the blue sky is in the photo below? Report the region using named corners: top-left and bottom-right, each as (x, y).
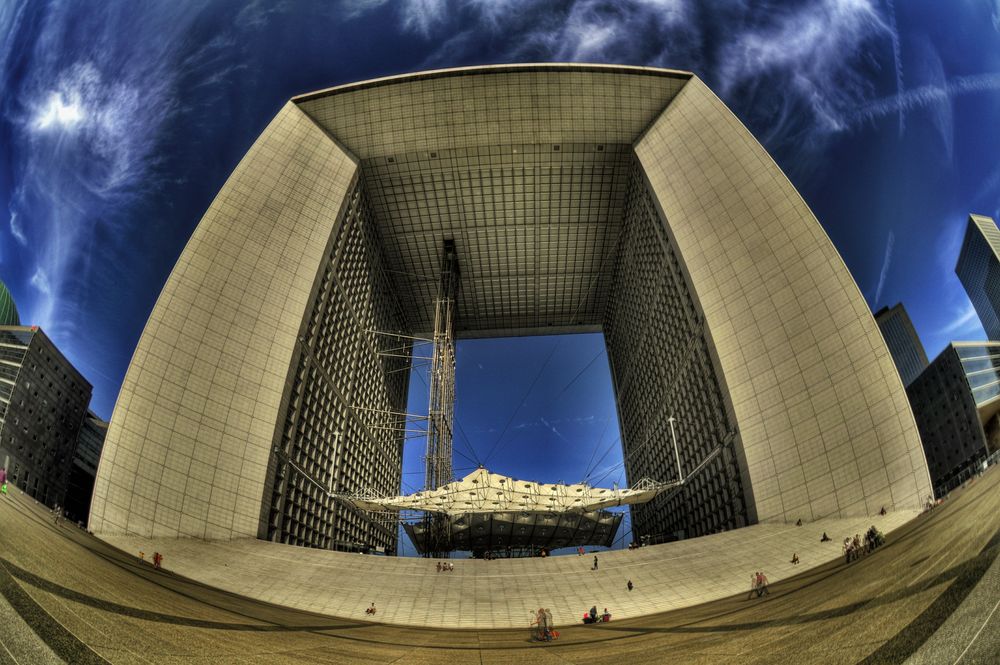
top-left (2, 1), bottom-right (1000, 550)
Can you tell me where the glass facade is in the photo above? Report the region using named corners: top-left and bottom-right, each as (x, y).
top-left (604, 162), bottom-right (746, 541)
top-left (263, 177), bottom-right (408, 554)
top-left (955, 343), bottom-right (1000, 406)
top-left (955, 215), bottom-right (1000, 340)
top-left (0, 281), bottom-right (19, 327)
top-left (64, 411), bottom-right (107, 523)
top-left (874, 303), bottom-right (929, 387)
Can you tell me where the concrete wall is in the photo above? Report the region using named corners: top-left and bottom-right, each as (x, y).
top-left (635, 77), bottom-right (932, 522)
top-left (90, 103), bottom-right (358, 539)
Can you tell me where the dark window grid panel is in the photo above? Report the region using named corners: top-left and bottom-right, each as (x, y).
top-left (270, 185), bottom-right (406, 544)
top-left (610, 165), bottom-right (742, 538)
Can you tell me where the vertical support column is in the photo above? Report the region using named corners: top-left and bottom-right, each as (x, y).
top-left (423, 240), bottom-right (459, 556)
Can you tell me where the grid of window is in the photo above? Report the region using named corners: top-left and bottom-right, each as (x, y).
top-left (956, 215), bottom-right (1000, 340)
top-left (605, 163), bottom-right (746, 541)
top-left (296, 66), bottom-right (687, 337)
top-left (265, 178), bottom-right (408, 552)
top-left (0, 327), bottom-right (91, 507)
top-left (907, 345), bottom-right (991, 494)
top-left (361, 143), bottom-right (629, 334)
top-left (874, 304), bottom-right (929, 388)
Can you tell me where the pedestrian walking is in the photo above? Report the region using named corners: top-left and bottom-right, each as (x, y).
top-left (757, 571), bottom-right (769, 597)
top-left (627, 580), bottom-right (633, 592)
top-left (531, 608), bottom-right (548, 641)
top-left (592, 555), bottom-right (598, 571)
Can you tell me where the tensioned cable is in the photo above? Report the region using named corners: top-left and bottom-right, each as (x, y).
top-left (412, 357), bottom-right (483, 467)
top-left (582, 417), bottom-right (613, 480)
top-left (548, 348), bottom-right (606, 405)
top-left (480, 339), bottom-right (561, 465)
top-left (590, 451), bottom-right (629, 488)
top-left (585, 435), bottom-right (622, 482)
top-left (485, 347), bottom-right (610, 463)
top-left (480, 238), bottom-right (619, 467)
top-left (453, 418), bottom-right (483, 467)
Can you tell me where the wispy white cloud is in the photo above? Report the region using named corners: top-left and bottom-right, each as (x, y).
top-left (339, 0), bottom-right (391, 20)
top-left (4, 1), bottom-right (280, 343)
top-left (884, 0), bottom-right (905, 136)
top-left (32, 91), bottom-right (84, 130)
top-left (345, 0), bottom-right (693, 69)
top-left (540, 416), bottom-right (572, 444)
top-left (9, 212), bottom-right (26, 246)
top-left (850, 72), bottom-right (1000, 128)
top-left (938, 301), bottom-right (981, 337)
top-left (29, 267), bottom-right (50, 294)
top-left (718, 0), bottom-right (888, 134)
top-left (873, 231), bottom-right (894, 304)
top-left (401, 0), bottom-right (449, 37)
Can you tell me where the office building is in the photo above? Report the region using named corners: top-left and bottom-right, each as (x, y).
top-left (907, 341), bottom-right (1000, 495)
top-left (89, 65), bottom-right (932, 553)
top-left (956, 214), bottom-right (1000, 340)
top-left (0, 325), bottom-right (92, 505)
top-left (874, 303), bottom-right (929, 387)
top-left (64, 411), bottom-right (108, 523)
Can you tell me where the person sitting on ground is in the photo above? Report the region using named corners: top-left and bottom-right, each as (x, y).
top-left (365, 603), bottom-right (376, 615)
top-left (879, 506), bottom-right (887, 516)
top-left (821, 532), bottom-right (831, 542)
top-left (795, 518), bottom-right (802, 526)
top-left (589, 605), bottom-right (598, 622)
top-left (602, 608), bottom-right (611, 622)
top-left (790, 553), bottom-right (799, 565)
top-left (627, 579), bottom-right (634, 592)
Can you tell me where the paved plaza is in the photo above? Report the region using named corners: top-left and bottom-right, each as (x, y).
top-left (1, 466), bottom-right (997, 664)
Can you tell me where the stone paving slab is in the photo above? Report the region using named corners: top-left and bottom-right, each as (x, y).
top-left (102, 511), bottom-right (917, 629)
top-left (1, 467), bottom-right (997, 664)
top-left (0, 586), bottom-right (63, 665)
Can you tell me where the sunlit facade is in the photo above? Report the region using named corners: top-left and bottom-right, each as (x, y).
top-left (90, 65), bottom-right (932, 553)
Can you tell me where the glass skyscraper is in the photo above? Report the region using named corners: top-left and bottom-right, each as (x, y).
top-left (874, 303), bottom-right (929, 387)
top-left (956, 214), bottom-right (1000, 340)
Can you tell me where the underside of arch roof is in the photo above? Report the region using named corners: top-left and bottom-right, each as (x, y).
top-left (294, 64), bottom-right (690, 337)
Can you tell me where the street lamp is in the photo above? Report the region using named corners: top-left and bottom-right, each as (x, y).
top-left (667, 416), bottom-right (683, 483)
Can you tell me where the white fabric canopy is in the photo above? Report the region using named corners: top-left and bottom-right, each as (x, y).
top-left (337, 468), bottom-right (678, 516)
